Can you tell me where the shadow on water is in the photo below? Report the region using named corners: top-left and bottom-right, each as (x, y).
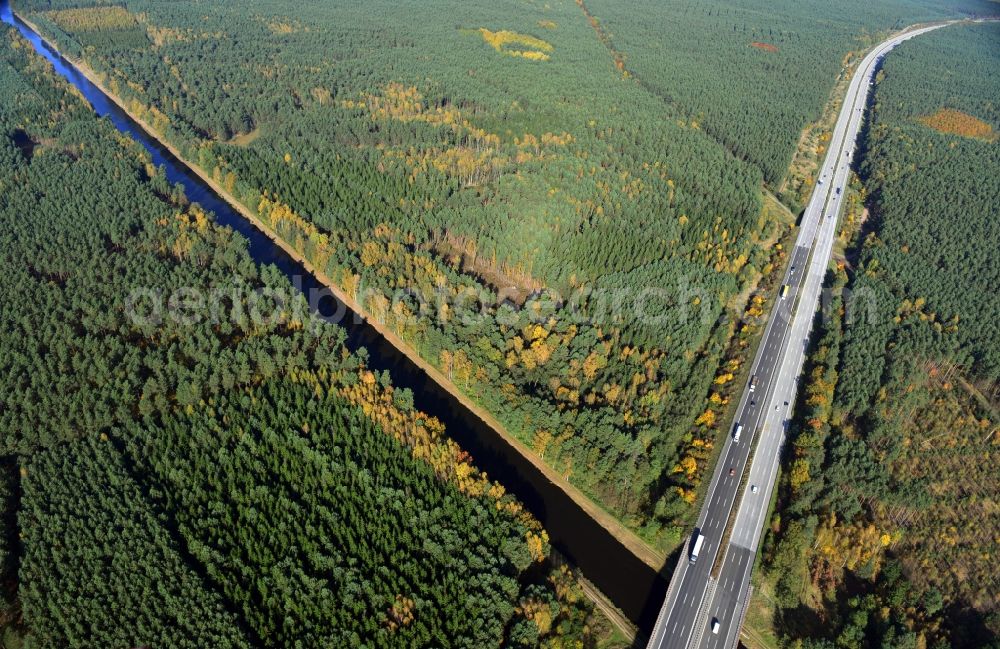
top-left (0, 0), bottom-right (671, 630)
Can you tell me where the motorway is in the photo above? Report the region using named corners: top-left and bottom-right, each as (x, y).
top-left (646, 22), bottom-right (950, 649)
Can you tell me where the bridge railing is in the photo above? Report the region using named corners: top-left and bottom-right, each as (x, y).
top-left (645, 546), bottom-right (689, 648)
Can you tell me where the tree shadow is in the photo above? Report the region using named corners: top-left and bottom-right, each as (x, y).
top-left (772, 603), bottom-right (828, 642)
top-left (946, 601), bottom-right (999, 649)
top-left (9, 128), bottom-right (35, 161)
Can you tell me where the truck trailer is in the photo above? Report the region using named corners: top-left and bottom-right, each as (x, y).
top-left (690, 533), bottom-right (706, 564)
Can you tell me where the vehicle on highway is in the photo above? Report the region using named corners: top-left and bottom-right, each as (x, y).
top-left (690, 532), bottom-right (705, 564)
top-left (817, 177), bottom-right (824, 185)
top-left (733, 423), bottom-right (743, 442)
top-left (751, 484), bottom-right (758, 494)
top-left (711, 619), bottom-right (721, 635)
top-left (836, 187), bottom-right (842, 195)
top-left (781, 284), bottom-right (790, 299)
top-left (728, 467), bottom-right (736, 477)
top-left (749, 375), bottom-right (758, 391)
top-left (774, 405), bottom-right (780, 411)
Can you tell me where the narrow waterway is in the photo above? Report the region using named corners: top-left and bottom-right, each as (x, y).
top-left (0, 0), bottom-right (669, 630)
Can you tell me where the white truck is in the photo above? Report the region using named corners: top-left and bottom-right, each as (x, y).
top-left (733, 423), bottom-right (743, 442)
top-left (690, 533), bottom-right (706, 564)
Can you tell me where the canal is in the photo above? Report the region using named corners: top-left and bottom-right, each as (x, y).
top-left (0, 0), bottom-right (668, 631)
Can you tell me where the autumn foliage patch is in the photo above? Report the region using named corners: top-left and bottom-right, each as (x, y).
top-left (917, 107), bottom-right (996, 141)
top-left (479, 28), bottom-right (553, 61)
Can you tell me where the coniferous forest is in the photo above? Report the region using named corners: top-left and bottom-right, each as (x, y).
top-left (583, 0), bottom-right (992, 187)
top-left (756, 22), bottom-right (1000, 649)
top-left (3, 0), bottom-right (1000, 647)
top-left (13, 0), bottom-right (995, 551)
top-left (0, 26), bottom-right (606, 648)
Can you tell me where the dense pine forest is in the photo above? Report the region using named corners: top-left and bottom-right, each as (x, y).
top-left (583, 0), bottom-right (994, 187)
top-left (13, 0), bottom-right (991, 551)
top-left (13, 0), bottom-right (768, 547)
top-left (754, 22), bottom-right (1000, 649)
top-left (0, 25), bottom-right (611, 648)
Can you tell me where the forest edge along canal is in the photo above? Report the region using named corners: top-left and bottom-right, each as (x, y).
top-left (0, 3), bottom-right (668, 627)
top-left (1, 0), bottom-right (669, 632)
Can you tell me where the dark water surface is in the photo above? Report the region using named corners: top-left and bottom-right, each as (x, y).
top-left (0, 0), bottom-right (668, 630)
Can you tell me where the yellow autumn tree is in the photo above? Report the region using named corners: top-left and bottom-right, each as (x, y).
top-left (694, 408), bottom-right (716, 428)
